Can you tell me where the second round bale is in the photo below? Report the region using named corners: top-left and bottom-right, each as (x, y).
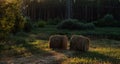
top-left (49, 35), bottom-right (68, 50)
top-left (70, 35), bottom-right (90, 51)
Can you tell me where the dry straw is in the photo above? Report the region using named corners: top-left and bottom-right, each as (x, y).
top-left (49, 35), bottom-right (68, 50)
top-left (70, 35), bottom-right (90, 51)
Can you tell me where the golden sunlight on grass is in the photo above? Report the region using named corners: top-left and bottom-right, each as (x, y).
top-left (0, 36), bottom-right (120, 64)
top-left (61, 47), bottom-right (120, 64)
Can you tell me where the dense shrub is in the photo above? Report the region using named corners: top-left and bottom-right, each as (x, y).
top-left (23, 21), bottom-right (33, 32)
top-left (57, 19), bottom-right (80, 30)
top-left (47, 18), bottom-right (61, 25)
top-left (14, 37), bottom-right (27, 45)
top-left (0, 0), bottom-right (26, 37)
top-left (0, 31), bottom-right (8, 40)
top-left (15, 31), bottom-right (28, 37)
top-left (23, 17), bottom-right (33, 32)
top-left (94, 14), bottom-right (120, 27)
top-left (37, 21), bottom-right (46, 28)
top-left (57, 19), bottom-right (95, 30)
top-left (85, 23), bottom-right (95, 29)
top-left (12, 15), bottom-right (26, 33)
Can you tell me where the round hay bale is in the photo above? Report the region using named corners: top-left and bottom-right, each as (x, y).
top-left (49, 35), bottom-right (68, 50)
top-left (70, 35), bottom-right (90, 51)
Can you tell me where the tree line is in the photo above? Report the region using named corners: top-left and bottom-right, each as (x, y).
top-left (22, 0), bottom-right (120, 21)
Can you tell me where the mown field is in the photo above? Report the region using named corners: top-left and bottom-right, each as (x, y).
top-left (0, 25), bottom-right (120, 64)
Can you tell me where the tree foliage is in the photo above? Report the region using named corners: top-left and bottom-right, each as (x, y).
top-left (0, 0), bottom-right (26, 39)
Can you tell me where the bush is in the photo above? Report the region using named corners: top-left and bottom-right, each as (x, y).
top-left (0, 1), bottom-right (26, 35)
top-left (47, 18), bottom-right (61, 25)
top-left (57, 19), bottom-right (80, 30)
top-left (78, 22), bottom-right (95, 30)
top-left (85, 23), bottom-right (96, 29)
top-left (37, 21), bottom-right (46, 28)
top-left (14, 37), bottom-right (26, 45)
top-left (0, 31), bottom-right (9, 40)
top-left (57, 19), bottom-right (95, 30)
top-left (12, 15), bottom-right (26, 33)
top-left (94, 14), bottom-right (120, 27)
top-left (15, 31), bottom-right (28, 37)
top-left (23, 17), bottom-right (33, 32)
top-left (24, 21), bottom-right (33, 32)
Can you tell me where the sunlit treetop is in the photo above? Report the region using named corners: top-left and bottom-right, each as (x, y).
top-left (2, 0), bottom-right (21, 4)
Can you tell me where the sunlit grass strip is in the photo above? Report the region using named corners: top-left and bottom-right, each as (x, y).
top-left (29, 39), bottom-right (120, 64)
top-left (62, 57), bottom-right (112, 64)
top-left (30, 40), bottom-right (50, 50)
top-left (90, 47), bottom-right (120, 59)
top-left (11, 45), bottom-right (32, 57)
top-left (61, 47), bottom-right (120, 64)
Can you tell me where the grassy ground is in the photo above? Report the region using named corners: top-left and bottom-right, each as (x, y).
top-left (0, 25), bottom-right (120, 64)
top-left (61, 39), bottom-right (120, 64)
top-left (31, 25), bottom-right (120, 40)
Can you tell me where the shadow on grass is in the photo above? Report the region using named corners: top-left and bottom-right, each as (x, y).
top-left (0, 38), bottom-right (62, 64)
top-left (22, 40), bottom-right (50, 56)
top-left (14, 41), bottom-right (65, 64)
top-left (55, 50), bottom-right (120, 64)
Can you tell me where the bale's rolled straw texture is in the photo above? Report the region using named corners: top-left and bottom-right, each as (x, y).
top-left (70, 35), bottom-right (90, 51)
top-left (49, 35), bottom-right (68, 50)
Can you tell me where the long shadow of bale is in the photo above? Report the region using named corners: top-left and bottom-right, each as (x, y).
top-left (22, 41), bottom-right (49, 55)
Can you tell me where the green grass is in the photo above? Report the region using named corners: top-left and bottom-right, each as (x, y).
top-left (1, 36), bottom-right (120, 64)
top-left (0, 25), bottom-right (120, 64)
top-left (34, 25), bottom-right (120, 32)
top-left (30, 25), bottom-right (120, 64)
top-left (31, 25), bottom-right (120, 40)
top-left (61, 39), bottom-right (120, 64)
top-left (1, 38), bottom-right (119, 64)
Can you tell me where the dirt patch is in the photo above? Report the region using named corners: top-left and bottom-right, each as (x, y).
top-left (0, 50), bottom-right (67, 64)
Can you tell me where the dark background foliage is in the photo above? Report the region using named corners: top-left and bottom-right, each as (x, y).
top-left (23, 0), bottom-right (120, 21)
